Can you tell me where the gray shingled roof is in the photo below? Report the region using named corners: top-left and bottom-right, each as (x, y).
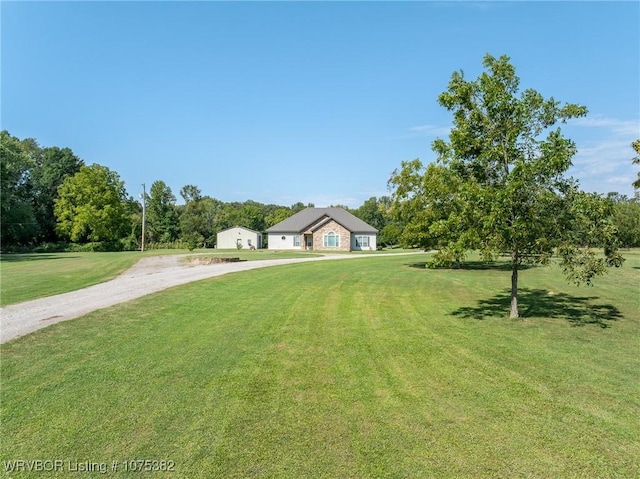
top-left (265, 207), bottom-right (378, 234)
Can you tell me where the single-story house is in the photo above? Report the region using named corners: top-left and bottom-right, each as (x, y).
top-left (217, 226), bottom-right (262, 249)
top-left (265, 207), bottom-right (378, 251)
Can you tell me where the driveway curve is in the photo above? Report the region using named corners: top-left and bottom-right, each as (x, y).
top-left (1, 252), bottom-right (423, 344)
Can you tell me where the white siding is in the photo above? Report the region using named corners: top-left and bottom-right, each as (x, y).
top-left (217, 227), bottom-right (262, 249)
top-left (351, 234), bottom-right (377, 251)
top-left (269, 232), bottom-right (377, 251)
top-left (267, 233), bottom-right (301, 250)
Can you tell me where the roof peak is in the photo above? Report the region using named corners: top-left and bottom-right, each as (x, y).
top-left (265, 206), bottom-right (378, 233)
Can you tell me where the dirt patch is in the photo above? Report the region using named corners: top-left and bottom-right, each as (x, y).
top-left (190, 257), bottom-right (244, 265)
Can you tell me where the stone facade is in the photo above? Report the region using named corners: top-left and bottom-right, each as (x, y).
top-left (311, 219), bottom-right (351, 251)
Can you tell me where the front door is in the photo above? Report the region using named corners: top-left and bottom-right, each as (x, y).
top-left (305, 235), bottom-right (313, 250)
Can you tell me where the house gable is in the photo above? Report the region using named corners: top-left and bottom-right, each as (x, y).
top-left (265, 207), bottom-right (378, 234)
top-left (266, 207), bottom-right (377, 251)
top-left (312, 219), bottom-right (351, 251)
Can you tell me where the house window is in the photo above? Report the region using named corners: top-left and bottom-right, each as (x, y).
top-left (293, 235), bottom-right (301, 247)
top-left (355, 235), bottom-right (370, 248)
top-left (323, 231), bottom-right (340, 247)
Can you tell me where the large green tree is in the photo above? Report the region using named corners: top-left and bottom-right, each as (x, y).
top-left (179, 184), bottom-right (202, 204)
top-left (608, 193), bottom-right (640, 248)
top-left (389, 160), bottom-right (468, 259)
top-left (265, 207), bottom-right (293, 228)
top-left (0, 131), bottom-right (38, 247)
top-left (353, 197), bottom-right (387, 232)
top-left (290, 202), bottom-right (313, 214)
top-left (54, 164), bottom-right (129, 243)
top-left (390, 54), bottom-right (623, 318)
top-left (179, 186), bottom-right (223, 248)
top-left (352, 196), bottom-right (400, 247)
top-left (146, 180), bottom-right (179, 243)
top-left (30, 146), bottom-right (84, 242)
top-left (237, 201), bottom-right (266, 232)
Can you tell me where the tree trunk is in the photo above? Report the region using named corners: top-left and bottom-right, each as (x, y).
top-left (510, 255), bottom-right (519, 319)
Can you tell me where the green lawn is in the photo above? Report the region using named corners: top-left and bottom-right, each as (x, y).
top-left (0, 252), bottom-right (144, 306)
top-left (0, 249), bottom-right (323, 306)
top-left (186, 249), bottom-right (324, 262)
top-left (1, 252), bottom-right (639, 477)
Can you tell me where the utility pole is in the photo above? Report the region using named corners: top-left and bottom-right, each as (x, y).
top-left (141, 183), bottom-right (146, 252)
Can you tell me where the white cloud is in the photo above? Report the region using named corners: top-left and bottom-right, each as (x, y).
top-left (573, 139), bottom-right (633, 172)
top-left (270, 193), bottom-right (359, 209)
top-left (409, 124), bottom-right (451, 136)
top-left (604, 175), bottom-right (635, 186)
top-left (302, 194), bottom-right (360, 208)
top-left (568, 115), bottom-right (639, 195)
top-left (291, 187), bottom-right (390, 209)
top-left (571, 116), bottom-right (639, 136)
top-left (391, 124), bottom-right (451, 142)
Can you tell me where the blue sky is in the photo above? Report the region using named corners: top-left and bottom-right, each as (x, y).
top-left (2, 1), bottom-right (639, 208)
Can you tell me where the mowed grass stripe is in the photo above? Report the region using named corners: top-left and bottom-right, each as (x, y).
top-left (0, 252), bottom-right (144, 306)
top-left (2, 253), bottom-right (639, 478)
top-left (0, 249), bottom-right (321, 306)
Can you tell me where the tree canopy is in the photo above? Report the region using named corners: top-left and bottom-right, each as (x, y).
top-left (146, 180), bottom-right (179, 243)
top-left (0, 131), bottom-right (38, 246)
top-left (389, 54), bottom-right (624, 318)
top-left (632, 139), bottom-right (640, 189)
top-left (31, 146), bottom-right (84, 242)
top-left (608, 193), bottom-right (640, 248)
top-left (54, 164), bottom-right (130, 243)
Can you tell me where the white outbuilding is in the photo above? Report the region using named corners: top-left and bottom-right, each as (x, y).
top-left (216, 226), bottom-right (262, 250)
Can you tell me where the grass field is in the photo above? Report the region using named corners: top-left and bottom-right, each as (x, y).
top-left (1, 252), bottom-right (639, 477)
top-left (0, 249), bottom-right (322, 306)
top-left (0, 251), bottom-right (144, 306)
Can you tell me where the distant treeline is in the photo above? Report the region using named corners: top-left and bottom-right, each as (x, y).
top-left (1, 131), bottom-right (403, 251)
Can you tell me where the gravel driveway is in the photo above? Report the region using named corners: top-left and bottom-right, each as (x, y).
top-left (1, 252), bottom-right (421, 344)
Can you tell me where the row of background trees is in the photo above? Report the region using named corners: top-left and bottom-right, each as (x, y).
top-left (2, 78), bottom-right (639, 256)
top-left (1, 130), bottom-right (404, 251)
top-left (2, 127), bottom-right (638, 253)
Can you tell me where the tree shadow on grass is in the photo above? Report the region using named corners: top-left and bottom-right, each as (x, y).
top-left (0, 254), bottom-right (80, 263)
top-left (451, 288), bottom-right (623, 328)
top-left (406, 262), bottom-right (430, 269)
top-left (406, 260), bottom-right (533, 271)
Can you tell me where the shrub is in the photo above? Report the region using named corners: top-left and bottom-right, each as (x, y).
top-left (184, 233), bottom-right (204, 252)
top-left (120, 234), bottom-right (140, 252)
